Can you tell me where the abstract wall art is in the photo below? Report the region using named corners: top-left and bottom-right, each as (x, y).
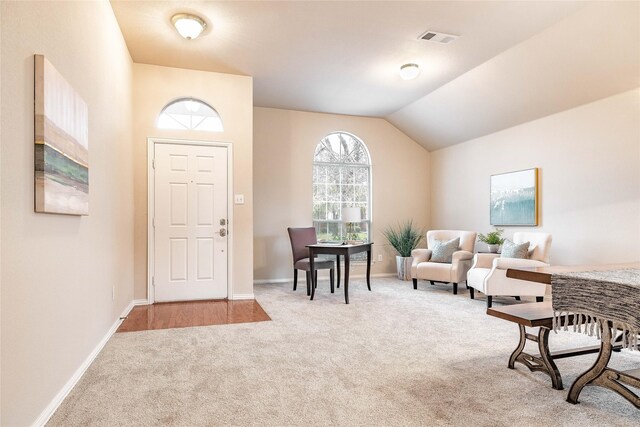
top-left (490, 168), bottom-right (538, 226)
top-left (34, 54), bottom-right (89, 215)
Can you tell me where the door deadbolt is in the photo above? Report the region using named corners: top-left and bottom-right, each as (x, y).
top-left (220, 219), bottom-right (227, 226)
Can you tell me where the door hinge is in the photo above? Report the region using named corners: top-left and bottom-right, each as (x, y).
top-left (152, 159), bottom-right (155, 169)
top-left (152, 277), bottom-right (155, 287)
top-left (152, 218), bottom-right (155, 227)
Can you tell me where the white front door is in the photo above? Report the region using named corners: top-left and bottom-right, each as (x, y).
top-left (153, 142), bottom-right (228, 302)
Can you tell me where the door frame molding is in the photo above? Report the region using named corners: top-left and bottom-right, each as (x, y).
top-left (147, 137), bottom-right (234, 305)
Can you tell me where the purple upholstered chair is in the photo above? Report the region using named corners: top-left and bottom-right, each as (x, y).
top-left (287, 227), bottom-right (335, 296)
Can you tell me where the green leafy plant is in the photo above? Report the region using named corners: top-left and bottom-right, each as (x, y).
top-left (383, 220), bottom-right (425, 257)
top-left (478, 228), bottom-right (505, 245)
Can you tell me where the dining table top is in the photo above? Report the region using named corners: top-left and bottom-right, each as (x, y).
top-left (506, 262), bottom-right (640, 284)
top-left (307, 242), bottom-right (373, 248)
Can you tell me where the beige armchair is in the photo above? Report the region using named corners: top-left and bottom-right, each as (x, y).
top-left (467, 232), bottom-right (552, 308)
top-left (411, 230), bottom-right (477, 295)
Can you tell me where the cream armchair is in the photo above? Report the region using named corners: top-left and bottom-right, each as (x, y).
top-left (411, 230), bottom-right (477, 295)
top-left (467, 232), bottom-right (552, 308)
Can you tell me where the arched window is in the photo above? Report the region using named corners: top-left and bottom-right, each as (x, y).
top-left (313, 132), bottom-right (371, 243)
top-left (157, 98), bottom-right (223, 131)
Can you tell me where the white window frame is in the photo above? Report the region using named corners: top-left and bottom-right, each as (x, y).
top-left (312, 131), bottom-right (372, 245)
top-left (157, 97), bottom-right (224, 132)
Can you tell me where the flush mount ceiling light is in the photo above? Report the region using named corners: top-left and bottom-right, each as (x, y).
top-left (399, 63), bottom-right (420, 80)
top-left (171, 13), bottom-right (207, 40)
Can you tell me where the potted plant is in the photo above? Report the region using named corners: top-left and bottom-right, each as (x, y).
top-left (478, 228), bottom-right (505, 253)
top-left (383, 220), bottom-right (424, 280)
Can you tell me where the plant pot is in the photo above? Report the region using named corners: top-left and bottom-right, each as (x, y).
top-left (396, 256), bottom-right (413, 281)
top-left (487, 244), bottom-right (500, 253)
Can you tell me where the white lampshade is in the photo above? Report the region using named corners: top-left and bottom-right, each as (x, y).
top-left (399, 63), bottom-right (420, 80)
top-left (172, 13), bottom-right (207, 40)
top-left (341, 207), bottom-right (361, 223)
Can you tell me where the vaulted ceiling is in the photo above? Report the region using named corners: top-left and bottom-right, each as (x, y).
top-left (111, 1), bottom-right (640, 151)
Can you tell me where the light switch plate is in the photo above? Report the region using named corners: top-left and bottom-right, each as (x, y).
top-left (234, 194), bottom-right (245, 204)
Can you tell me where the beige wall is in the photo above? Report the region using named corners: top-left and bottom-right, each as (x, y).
top-left (133, 64), bottom-right (253, 299)
top-left (0, 1), bottom-right (134, 425)
top-left (430, 89), bottom-right (640, 265)
top-left (0, 3), bottom-right (3, 422)
top-left (253, 107), bottom-right (430, 281)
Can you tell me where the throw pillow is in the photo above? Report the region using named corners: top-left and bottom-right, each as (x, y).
top-left (430, 237), bottom-right (460, 263)
top-left (501, 239), bottom-right (530, 259)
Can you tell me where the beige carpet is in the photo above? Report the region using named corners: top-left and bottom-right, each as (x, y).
top-left (48, 278), bottom-right (639, 426)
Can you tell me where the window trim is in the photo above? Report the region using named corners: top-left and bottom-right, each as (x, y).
top-left (312, 131), bottom-right (372, 244)
top-left (156, 97), bottom-right (224, 132)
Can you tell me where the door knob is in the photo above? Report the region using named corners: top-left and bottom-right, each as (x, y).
top-left (216, 228), bottom-right (227, 237)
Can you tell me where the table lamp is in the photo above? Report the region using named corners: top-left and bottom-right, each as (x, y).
top-left (341, 207), bottom-right (361, 244)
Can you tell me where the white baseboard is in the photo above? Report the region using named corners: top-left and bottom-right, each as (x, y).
top-left (357, 273), bottom-right (396, 279)
top-left (253, 278), bottom-right (290, 285)
top-left (254, 272), bottom-right (396, 285)
top-left (230, 293), bottom-right (255, 300)
top-left (32, 300), bottom-right (137, 427)
top-left (133, 298), bottom-right (149, 306)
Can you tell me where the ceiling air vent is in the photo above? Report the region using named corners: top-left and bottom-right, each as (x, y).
top-left (419, 30), bottom-right (459, 45)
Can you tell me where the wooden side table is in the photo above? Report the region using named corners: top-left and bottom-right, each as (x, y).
top-left (306, 243), bottom-right (373, 304)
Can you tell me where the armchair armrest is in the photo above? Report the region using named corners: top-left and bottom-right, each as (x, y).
top-left (452, 250), bottom-right (474, 262)
top-left (411, 249), bottom-right (432, 266)
top-left (472, 253), bottom-right (499, 269)
top-left (411, 248), bottom-right (432, 279)
top-left (492, 258), bottom-right (550, 270)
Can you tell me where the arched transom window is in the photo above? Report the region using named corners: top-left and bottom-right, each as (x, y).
top-left (313, 132), bottom-right (371, 242)
top-left (157, 98), bottom-right (224, 131)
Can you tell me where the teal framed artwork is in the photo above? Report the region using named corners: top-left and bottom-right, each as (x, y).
top-left (34, 54), bottom-right (89, 215)
top-left (490, 168), bottom-right (538, 226)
